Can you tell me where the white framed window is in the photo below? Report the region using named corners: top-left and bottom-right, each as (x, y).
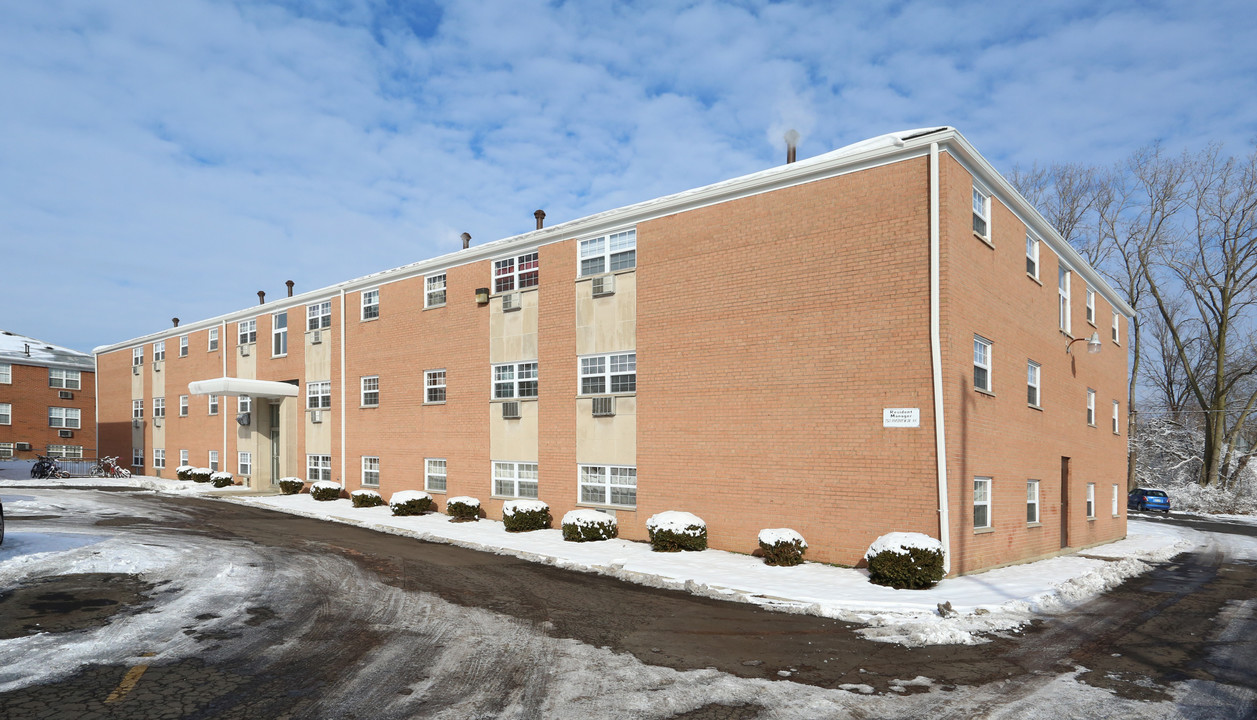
top-left (1112, 312), bottom-right (1120, 344)
top-left (1112, 484), bottom-right (1120, 516)
top-left (239, 451), bottom-right (252, 476)
top-left (973, 336), bottom-right (992, 392)
top-left (272, 311), bottom-right (288, 356)
top-left (579, 229), bottom-right (636, 277)
top-left (238, 319), bottom-right (257, 345)
top-left (425, 274), bottom-right (447, 308)
top-left (50, 368), bottom-right (82, 389)
top-left (307, 381), bottom-right (331, 410)
top-left (972, 186), bottom-right (990, 239)
top-left (0, 403), bottom-right (10, 425)
top-left (209, 450), bottom-right (219, 472)
top-left (1059, 267), bottom-right (1072, 334)
top-left (132, 399), bottom-right (144, 419)
top-left (362, 288), bottom-right (379, 320)
top-left (974, 477), bottom-right (992, 529)
top-left (361, 376), bottom-right (379, 406)
top-left (180, 449), bottom-right (189, 466)
top-left (307, 454), bottom-right (331, 482)
top-left (425, 458), bottom-right (447, 493)
top-left (133, 448), bottom-right (144, 467)
top-left (153, 397), bottom-right (165, 418)
top-left (579, 352), bottom-right (636, 394)
top-left (1026, 234), bottom-right (1039, 279)
top-left (1112, 400), bottom-right (1120, 434)
top-left (425, 369), bottom-right (446, 404)
top-left (362, 456), bottom-right (380, 487)
top-left (493, 461), bottom-right (539, 499)
top-left (238, 395), bottom-right (251, 414)
top-left (0, 363), bottom-right (10, 384)
top-left (179, 335), bottom-right (188, 357)
top-left (1085, 287), bottom-right (1096, 325)
top-left (208, 327), bottom-right (219, 351)
top-left (1027, 360), bottom-right (1041, 407)
top-left (153, 341), bottom-right (165, 362)
top-left (1086, 483), bottom-right (1096, 518)
top-left (0, 443), bottom-right (12, 458)
top-left (132, 347), bottom-right (144, 366)
top-left (307, 300), bottom-right (332, 331)
top-left (493, 362), bottom-right (538, 399)
top-left (579, 465), bottom-right (637, 507)
top-left (154, 449), bottom-right (166, 469)
top-left (179, 395), bottom-right (189, 417)
top-left (494, 251), bottom-right (540, 293)
top-left (209, 394), bottom-right (219, 416)
top-left (49, 407), bottom-right (81, 428)
top-left (48, 445), bottom-right (83, 458)
top-left (1087, 389), bottom-right (1096, 426)
top-left (1027, 480), bottom-right (1040, 524)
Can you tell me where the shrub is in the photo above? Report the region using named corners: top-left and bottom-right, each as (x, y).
top-left (864, 532), bottom-right (946, 589)
top-left (175, 465), bottom-right (195, 481)
top-left (310, 481), bottom-right (342, 502)
top-left (646, 511), bottom-right (707, 552)
top-left (191, 467), bottom-right (213, 483)
top-left (390, 490), bottom-right (434, 516)
top-left (210, 471), bottom-right (234, 488)
top-left (278, 477), bottom-right (305, 495)
top-left (351, 489), bottom-right (384, 508)
top-left (561, 509), bottom-right (618, 542)
top-left (758, 528), bottom-right (808, 566)
top-left (446, 496), bottom-right (481, 522)
top-left (502, 500), bottom-right (551, 532)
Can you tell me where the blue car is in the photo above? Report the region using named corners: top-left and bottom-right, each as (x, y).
top-left (1128, 488), bottom-right (1170, 513)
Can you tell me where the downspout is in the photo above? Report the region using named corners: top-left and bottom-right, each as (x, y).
top-left (930, 142), bottom-right (952, 574)
top-left (339, 288), bottom-right (346, 490)
top-left (221, 320), bottom-right (228, 473)
top-left (93, 353), bottom-right (99, 459)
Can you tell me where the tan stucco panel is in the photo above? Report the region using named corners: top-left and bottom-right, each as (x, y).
top-left (489, 400), bottom-right (539, 462)
top-left (489, 290), bottom-right (539, 364)
top-left (575, 272), bottom-right (636, 356)
top-left (575, 395), bottom-right (636, 465)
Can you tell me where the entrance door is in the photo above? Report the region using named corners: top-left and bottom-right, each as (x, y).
top-left (270, 403), bottom-right (281, 486)
top-left (1060, 457), bottom-right (1071, 549)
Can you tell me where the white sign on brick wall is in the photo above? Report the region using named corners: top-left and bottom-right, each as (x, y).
top-left (882, 408), bottom-right (920, 428)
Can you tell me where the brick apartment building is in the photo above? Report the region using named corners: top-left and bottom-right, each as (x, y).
top-left (1, 330), bottom-right (96, 460)
top-left (94, 127), bottom-right (1131, 575)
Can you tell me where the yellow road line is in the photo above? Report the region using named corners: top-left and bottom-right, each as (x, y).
top-left (104, 663), bottom-right (150, 703)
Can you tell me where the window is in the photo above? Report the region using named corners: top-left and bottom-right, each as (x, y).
top-left (48, 445), bottom-right (83, 458)
top-left (579, 465), bottom-right (637, 507)
top-left (361, 376), bottom-right (379, 406)
top-left (1026, 234), bottom-right (1039, 278)
top-left (307, 454), bottom-right (331, 482)
top-left (1027, 361), bottom-right (1041, 407)
top-left (1059, 267), bottom-right (1072, 334)
top-left (209, 394), bottom-right (219, 416)
top-left (425, 458), bottom-right (447, 492)
top-left (493, 461), bottom-right (538, 499)
top-left (1112, 400), bottom-right (1120, 434)
top-left (493, 362), bottom-right (538, 399)
top-left (133, 448), bottom-right (144, 467)
top-left (1087, 389), bottom-right (1096, 426)
top-left (272, 311), bottom-right (288, 356)
top-left (49, 368), bottom-right (82, 389)
top-left (362, 456), bottom-right (380, 487)
top-left (238, 395), bottom-right (252, 414)
top-left (209, 450), bottom-right (219, 472)
top-left (1112, 484), bottom-right (1120, 516)
top-left (153, 397), bottom-right (165, 418)
top-left (494, 252), bottom-right (540, 293)
top-left (154, 449), bottom-right (166, 469)
top-left (973, 336), bottom-right (992, 392)
top-left (0, 363), bottom-right (9, 384)
top-left (307, 300), bottom-right (332, 330)
top-left (0, 403), bottom-right (9, 425)
top-left (132, 347), bottom-right (144, 366)
top-left (579, 352), bottom-right (636, 394)
top-left (179, 335), bottom-right (188, 357)
top-left (179, 395), bottom-right (189, 417)
top-left (132, 399), bottom-right (144, 420)
top-left (307, 381), bottom-right (331, 410)
top-left (974, 477), bottom-right (992, 529)
top-left (1085, 287), bottom-right (1096, 325)
top-left (1027, 480), bottom-right (1040, 524)
top-left (239, 451), bottom-right (252, 476)
top-left (425, 369), bottom-right (446, 404)
top-left (425, 274), bottom-right (447, 308)
top-left (362, 288), bottom-right (379, 320)
top-left (238, 319), bottom-right (257, 345)
top-left (1086, 483), bottom-right (1096, 519)
top-left (49, 407), bottom-right (81, 428)
top-left (579, 229), bottom-right (636, 276)
top-left (972, 186), bottom-right (990, 239)
top-left (0, 443), bottom-right (12, 458)
top-left (180, 449), bottom-right (189, 466)
top-left (153, 341), bottom-right (165, 362)
top-left (1112, 312), bottom-right (1120, 344)
top-left (209, 327), bottom-right (219, 351)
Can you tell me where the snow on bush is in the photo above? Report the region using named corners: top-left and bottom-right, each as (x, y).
top-left (864, 532), bottom-right (946, 589)
top-left (175, 465), bottom-right (195, 481)
top-left (758, 528), bottom-right (808, 566)
top-left (389, 490), bottom-right (433, 516)
top-left (191, 467), bottom-right (213, 483)
top-left (309, 481), bottom-right (342, 501)
top-left (646, 511), bottom-right (707, 552)
top-left (502, 500), bottom-right (551, 532)
top-left (278, 477), bottom-right (305, 495)
top-left (1135, 417), bottom-right (1257, 514)
top-left (210, 471), bottom-right (234, 488)
top-left (561, 509), bottom-right (618, 542)
top-left (446, 496), bottom-right (481, 522)
top-left (350, 489), bottom-right (384, 508)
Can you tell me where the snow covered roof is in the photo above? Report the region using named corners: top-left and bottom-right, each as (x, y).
top-left (0, 329), bottom-right (93, 371)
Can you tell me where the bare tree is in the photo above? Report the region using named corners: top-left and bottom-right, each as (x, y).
top-left (1010, 162), bottom-right (1101, 262)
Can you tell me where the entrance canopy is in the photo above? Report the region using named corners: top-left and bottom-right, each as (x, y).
top-left (188, 377), bottom-right (299, 399)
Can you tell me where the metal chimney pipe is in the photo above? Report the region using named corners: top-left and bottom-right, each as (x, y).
top-left (785, 129), bottom-right (800, 164)
top-left (172, 318), bottom-right (180, 327)
top-left (461, 232), bottom-right (472, 250)
top-left (258, 291), bottom-right (266, 305)
top-left (286, 280), bottom-right (294, 297)
top-left (534, 210), bottom-right (546, 230)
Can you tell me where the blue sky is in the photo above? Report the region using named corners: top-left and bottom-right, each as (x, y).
top-left (3, 0), bottom-right (1255, 353)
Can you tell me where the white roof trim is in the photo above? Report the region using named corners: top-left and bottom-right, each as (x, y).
top-left (188, 377), bottom-right (299, 398)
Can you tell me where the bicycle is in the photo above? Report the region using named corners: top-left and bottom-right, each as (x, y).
top-left (31, 455), bottom-right (70, 479)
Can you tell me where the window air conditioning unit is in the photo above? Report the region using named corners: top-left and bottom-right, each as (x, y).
top-left (59, 430), bottom-right (74, 438)
top-left (310, 409), bottom-right (323, 423)
top-left (236, 412), bottom-right (251, 426)
top-left (502, 293), bottom-right (521, 312)
top-left (591, 395), bottom-right (616, 417)
top-left (592, 274), bottom-right (615, 297)
top-left (132, 365), bottom-right (140, 375)
top-left (153, 361), bottom-right (162, 372)
top-left (154, 418), bottom-right (162, 427)
top-left (239, 345), bottom-right (250, 357)
top-left (58, 390), bottom-right (74, 400)
top-left (311, 329), bottom-right (323, 345)
top-left (15, 442), bottom-right (32, 451)
top-left (501, 401), bottom-right (521, 419)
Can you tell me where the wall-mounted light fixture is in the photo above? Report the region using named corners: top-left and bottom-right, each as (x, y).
top-left (475, 287), bottom-right (490, 305)
top-left (1066, 332), bottom-right (1102, 355)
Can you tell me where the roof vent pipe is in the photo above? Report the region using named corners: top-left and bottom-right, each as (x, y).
top-left (785, 129), bottom-right (800, 164)
top-left (172, 318), bottom-right (180, 328)
top-left (534, 210), bottom-right (546, 229)
top-left (286, 280), bottom-right (294, 297)
top-left (461, 232), bottom-right (472, 250)
top-left (24, 343), bottom-right (30, 356)
top-left (258, 291), bottom-right (266, 305)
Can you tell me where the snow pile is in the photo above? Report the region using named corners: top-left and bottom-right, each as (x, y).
top-left (502, 499), bottom-right (548, 516)
top-left (646, 511), bottom-right (705, 533)
top-left (758, 528), bottom-right (807, 547)
top-left (864, 532), bottom-right (944, 559)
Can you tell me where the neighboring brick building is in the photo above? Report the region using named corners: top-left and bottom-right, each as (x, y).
top-left (1, 330), bottom-right (96, 460)
top-left (93, 127), bottom-right (1131, 574)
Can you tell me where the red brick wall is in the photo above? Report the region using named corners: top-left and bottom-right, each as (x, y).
top-left (1, 361), bottom-right (96, 458)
